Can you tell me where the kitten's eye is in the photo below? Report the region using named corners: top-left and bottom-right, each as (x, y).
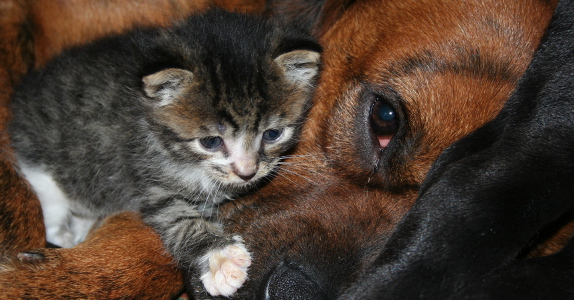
top-left (371, 97), bottom-right (398, 147)
top-left (199, 136), bottom-right (223, 150)
top-left (262, 129), bottom-right (283, 142)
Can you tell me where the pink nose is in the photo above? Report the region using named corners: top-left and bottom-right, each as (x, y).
top-left (232, 164), bottom-right (258, 181)
top-left (236, 171), bottom-right (256, 181)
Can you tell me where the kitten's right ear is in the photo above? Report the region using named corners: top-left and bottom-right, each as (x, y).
top-left (275, 50), bottom-right (321, 88)
top-left (142, 68), bottom-right (194, 106)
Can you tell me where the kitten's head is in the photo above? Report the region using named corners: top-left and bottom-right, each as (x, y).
top-left (141, 41), bottom-right (320, 193)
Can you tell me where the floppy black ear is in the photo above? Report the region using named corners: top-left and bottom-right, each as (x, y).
top-left (264, 0), bottom-right (354, 37)
top-left (274, 49), bottom-right (321, 89)
top-left (142, 68), bottom-right (193, 106)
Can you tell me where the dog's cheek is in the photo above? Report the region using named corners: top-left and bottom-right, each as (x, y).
top-left (224, 179), bottom-right (416, 298)
top-left (314, 88), bottom-right (381, 185)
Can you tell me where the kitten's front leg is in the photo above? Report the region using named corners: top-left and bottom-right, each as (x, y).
top-left (142, 197), bottom-right (251, 297)
top-left (197, 235), bottom-right (251, 296)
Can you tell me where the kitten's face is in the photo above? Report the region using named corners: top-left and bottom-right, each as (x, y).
top-left (142, 49), bottom-right (320, 190)
top-left (183, 118), bottom-right (296, 186)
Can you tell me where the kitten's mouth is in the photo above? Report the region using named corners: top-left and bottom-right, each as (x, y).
top-left (232, 176), bottom-right (260, 187)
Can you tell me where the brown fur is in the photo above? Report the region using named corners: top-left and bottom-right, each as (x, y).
top-left (0, 0), bottom-right (566, 298)
top-left (224, 1), bottom-right (561, 296)
top-left (0, 212), bottom-right (183, 299)
top-left (0, 1), bottom-right (43, 251)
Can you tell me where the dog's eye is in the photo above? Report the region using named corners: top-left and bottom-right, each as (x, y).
top-left (371, 97), bottom-right (398, 148)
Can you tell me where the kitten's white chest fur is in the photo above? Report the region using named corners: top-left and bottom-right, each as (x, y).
top-left (18, 165), bottom-right (96, 248)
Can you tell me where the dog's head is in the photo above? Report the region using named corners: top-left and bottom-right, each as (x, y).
top-left (220, 0), bottom-right (556, 298)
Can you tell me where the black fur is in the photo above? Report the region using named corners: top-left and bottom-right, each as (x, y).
top-left (341, 0), bottom-right (574, 298)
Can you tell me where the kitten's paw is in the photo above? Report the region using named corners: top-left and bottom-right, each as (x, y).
top-left (199, 238), bottom-right (251, 296)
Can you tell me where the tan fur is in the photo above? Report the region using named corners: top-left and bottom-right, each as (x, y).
top-left (0, 0), bottom-right (566, 298)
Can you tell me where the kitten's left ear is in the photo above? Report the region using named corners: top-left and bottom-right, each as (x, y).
top-left (142, 68), bottom-right (194, 106)
top-left (275, 50), bottom-right (321, 88)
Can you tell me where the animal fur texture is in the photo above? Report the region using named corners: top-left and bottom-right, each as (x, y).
top-left (7, 8), bottom-right (320, 297)
top-left (0, 0), bottom-right (261, 260)
top-left (224, 0), bottom-right (560, 298)
top-left (2, 0), bottom-right (572, 299)
top-left (342, 0), bottom-right (574, 298)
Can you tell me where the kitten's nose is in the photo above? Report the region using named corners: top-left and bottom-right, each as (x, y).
top-left (237, 171), bottom-right (256, 181)
top-left (232, 163), bottom-right (258, 181)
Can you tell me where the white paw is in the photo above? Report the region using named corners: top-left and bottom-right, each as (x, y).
top-left (199, 239), bottom-right (251, 296)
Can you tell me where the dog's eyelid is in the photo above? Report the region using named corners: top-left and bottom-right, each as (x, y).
top-left (361, 82), bottom-right (403, 107)
top-left (366, 87), bottom-right (405, 125)
top-left (374, 95), bottom-right (396, 109)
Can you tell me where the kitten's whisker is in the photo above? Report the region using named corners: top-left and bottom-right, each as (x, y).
top-left (269, 166), bottom-right (323, 188)
top-left (271, 173), bottom-right (307, 189)
top-left (281, 166), bottom-right (321, 181)
top-left (274, 162), bottom-right (327, 180)
top-left (279, 153), bottom-right (322, 159)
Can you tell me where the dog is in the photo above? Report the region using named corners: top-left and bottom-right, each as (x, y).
top-left (341, 0), bottom-right (574, 299)
top-left (0, 0), bottom-right (562, 299)
top-left (224, 0), bottom-right (564, 298)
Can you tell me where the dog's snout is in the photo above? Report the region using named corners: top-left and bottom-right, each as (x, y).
top-left (259, 261), bottom-right (328, 300)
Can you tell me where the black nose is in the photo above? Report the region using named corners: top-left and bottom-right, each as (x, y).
top-left (259, 261), bottom-right (328, 300)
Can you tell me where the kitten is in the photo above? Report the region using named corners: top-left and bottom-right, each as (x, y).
top-left (8, 9), bottom-right (321, 297)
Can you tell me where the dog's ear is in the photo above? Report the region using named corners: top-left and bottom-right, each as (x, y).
top-left (264, 0), bottom-right (354, 37)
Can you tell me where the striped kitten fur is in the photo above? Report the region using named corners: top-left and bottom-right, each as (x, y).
top-left (8, 9), bottom-right (321, 297)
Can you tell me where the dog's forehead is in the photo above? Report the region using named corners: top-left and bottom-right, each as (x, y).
top-left (312, 0), bottom-right (552, 157)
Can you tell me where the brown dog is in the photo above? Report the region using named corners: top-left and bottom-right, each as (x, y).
top-left (226, 0), bottom-right (561, 297)
top-left (0, 0), bottom-right (562, 299)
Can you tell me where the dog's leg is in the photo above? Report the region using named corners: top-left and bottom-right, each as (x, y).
top-left (0, 0), bottom-right (46, 257)
top-left (0, 212), bottom-right (184, 299)
top-left (0, 158), bottom-right (46, 257)
top-left (342, 0), bottom-right (574, 298)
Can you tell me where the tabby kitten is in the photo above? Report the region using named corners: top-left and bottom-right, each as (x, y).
top-left (8, 9), bottom-right (320, 297)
